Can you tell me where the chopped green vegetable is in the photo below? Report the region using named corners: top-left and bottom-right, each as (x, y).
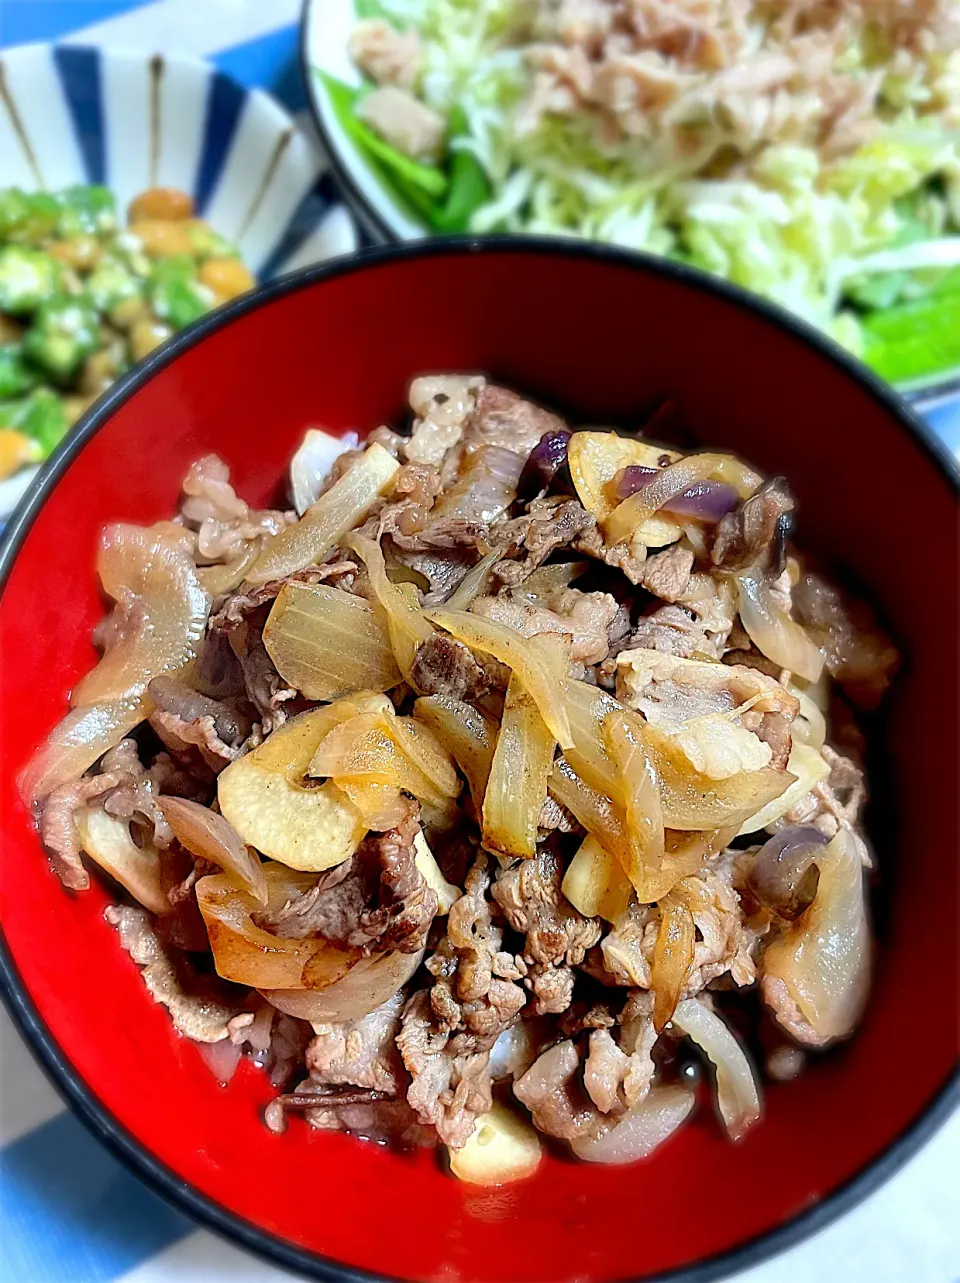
top-left (147, 256), bottom-right (213, 328)
top-left (0, 245), bottom-right (62, 314)
top-left (425, 108), bottom-right (489, 233)
top-left (863, 293), bottom-right (960, 384)
top-left (86, 254), bottom-right (144, 316)
top-left (354, 0), bottom-right (391, 16)
top-left (54, 185), bottom-right (117, 238)
top-left (0, 344), bottom-right (38, 399)
top-left (184, 222), bottom-right (239, 261)
top-left (23, 294), bottom-right (101, 380)
top-left (845, 270), bottom-right (911, 311)
top-left (0, 188), bottom-right (32, 240)
top-left (0, 180), bottom-right (250, 476)
top-left (0, 388), bottom-right (69, 453)
top-left (318, 71), bottom-right (448, 199)
top-left (0, 189), bottom-right (60, 245)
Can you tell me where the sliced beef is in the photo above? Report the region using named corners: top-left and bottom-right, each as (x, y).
top-left (465, 385), bottom-right (567, 459)
top-left (227, 608), bottom-right (297, 734)
top-left (486, 499), bottom-right (594, 589)
top-left (623, 604), bottom-right (709, 657)
top-left (180, 453), bottom-right (294, 566)
top-left (471, 586), bottom-right (624, 664)
top-left (426, 853), bottom-right (527, 1040)
top-left (397, 990), bottom-right (495, 1149)
top-left (513, 1040), bottom-right (599, 1141)
top-left (792, 570), bottom-right (898, 708)
top-left (257, 812), bottom-right (438, 956)
top-left (105, 904), bottom-right (238, 1042)
top-left (404, 376), bottom-right (484, 467)
top-left (617, 650), bottom-right (799, 733)
top-left (306, 992), bottom-right (406, 1094)
top-left (641, 543), bottom-right (695, 602)
top-left (492, 850), bottom-right (601, 1016)
top-left (410, 634), bottom-right (491, 701)
top-left (583, 1029), bottom-right (631, 1113)
top-left (573, 518), bottom-right (647, 584)
top-left (711, 476), bottom-right (794, 573)
top-left (147, 675), bottom-right (252, 773)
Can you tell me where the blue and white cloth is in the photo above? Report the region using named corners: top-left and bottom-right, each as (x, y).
top-left (0, 5), bottom-right (957, 1283)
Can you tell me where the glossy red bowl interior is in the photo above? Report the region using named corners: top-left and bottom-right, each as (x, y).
top-left (1, 243), bottom-right (957, 1283)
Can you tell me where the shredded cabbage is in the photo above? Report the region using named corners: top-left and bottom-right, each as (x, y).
top-left (363, 0), bottom-right (960, 362)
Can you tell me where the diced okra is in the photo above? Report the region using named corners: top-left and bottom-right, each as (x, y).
top-left (0, 387), bottom-right (69, 454)
top-left (147, 256), bottom-right (214, 329)
top-left (22, 293), bottom-right (101, 380)
top-left (0, 245), bottom-right (62, 314)
top-left (54, 185), bottom-right (117, 238)
top-left (0, 343), bottom-right (38, 398)
top-left (0, 189), bottom-right (60, 245)
top-left (184, 220), bottom-right (239, 261)
top-left (86, 254), bottom-right (145, 316)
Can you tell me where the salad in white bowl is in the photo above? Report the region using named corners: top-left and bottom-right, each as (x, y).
top-left (305, 0), bottom-right (960, 393)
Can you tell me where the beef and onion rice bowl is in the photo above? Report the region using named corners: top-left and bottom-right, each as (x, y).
top-left (22, 374), bottom-right (898, 1185)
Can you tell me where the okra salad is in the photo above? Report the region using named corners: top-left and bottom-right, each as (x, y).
top-left (0, 184), bottom-right (254, 484)
top-left (24, 377), bottom-right (899, 1184)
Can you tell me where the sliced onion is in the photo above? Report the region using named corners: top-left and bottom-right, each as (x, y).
top-left (72, 524), bottom-right (209, 707)
top-left (427, 608), bottom-right (572, 749)
top-left (197, 1037), bottom-right (243, 1086)
top-left (195, 543), bottom-right (259, 596)
top-left (614, 467), bottom-right (738, 522)
top-left (413, 694), bottom-right (498, 809)
top-left (338, 779), bottom-right (410, 830)
top-left (650, 898), bottom-right (695, 1032)
top-left (290, 427), bottom-right (360, 515)
top-left (158, 796), bottom-right (267, 907)
top-left (20, 698), bottom-right (143, 804)
top-left (249, 442), bottom-right (398, 584)
top-left (261, 948), bottom-right (423, 1024)
top-left (432, 444), bottom-right (524, 523)
top-left (748, 826), bottom-right (827, 919)
top-left (517, 430), bottom-right (572, 501)
top-left (642, 720), bottom-right (795, 832)
top-left (23, 525), bottom-right (210, 802)
top-left (737, 573), bottom-right (824, 683)
top-left (737, 740), bottom-right (829, 835)
top-left (346, 531), bottom-right (434, 681)
top-left (602, 708), bottom-right (665, 900)
top-left (671, 998), bottom-right (761, 1140)
top-left (311, 710), bottom-right (460, 807)
top-left (787, 682), bottom-right (827, 750)
top-left (263, 579), bottom-right (401, 701)
top-left (605, 453), bottom-right (726, 546)
top-left (445, 548), bottom-right (503, 611)
top-left (571, 1086), bottom-right (696, 1163)
top-left (75, 805), bottom-right (169, 915)
top-left (196, 866), bottom-right (360, 989)
top-left (762, 828), bottom-right (870, 1045)
top-left (482, 673), bottom-right (557, 859)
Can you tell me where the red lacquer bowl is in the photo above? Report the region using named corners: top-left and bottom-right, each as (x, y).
top-left (1, 242), bottom-right (957, 1283)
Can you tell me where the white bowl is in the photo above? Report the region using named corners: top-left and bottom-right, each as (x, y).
top-left (300, 0), bottom-right (960, 419)
top-left (0, 41), bottom-right (359, 518)
top-left (302, 0), bottom-right (425, 243)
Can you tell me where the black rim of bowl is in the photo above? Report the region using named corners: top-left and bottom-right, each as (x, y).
top-left (296, 0), bottom-right (960, 409)
top-left (1, 238), bottom-right (958, 1283)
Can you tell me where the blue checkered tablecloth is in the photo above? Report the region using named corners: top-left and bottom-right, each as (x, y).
top-left (0, 4), bottom-right (958, 1282)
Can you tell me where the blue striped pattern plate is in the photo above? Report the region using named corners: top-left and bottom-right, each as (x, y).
top-left (0, 40), bottom-right (359, 516)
